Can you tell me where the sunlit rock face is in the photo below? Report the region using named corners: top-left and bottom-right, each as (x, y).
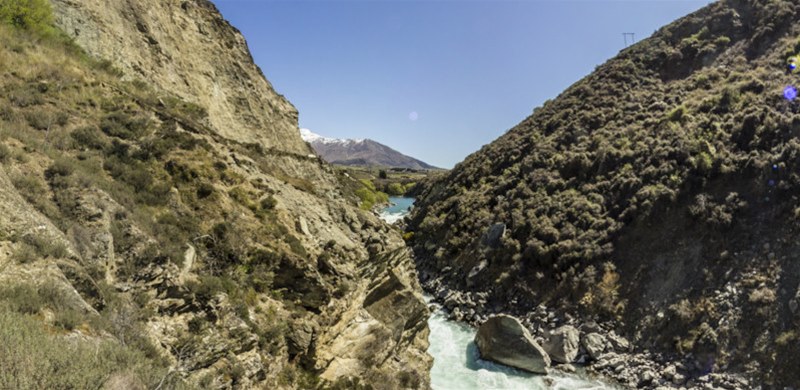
top-left (52, 0), bottom-right (309, 155)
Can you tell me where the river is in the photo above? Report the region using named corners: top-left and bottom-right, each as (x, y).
top-left (380, 197), bottom-right (614, 390)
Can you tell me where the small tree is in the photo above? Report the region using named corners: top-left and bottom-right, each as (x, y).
top-left (378, 170), bottom-right (387, 179)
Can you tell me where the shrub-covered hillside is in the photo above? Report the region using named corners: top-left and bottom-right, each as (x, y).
top-left (410, 0), bottom-right (800, 386)
top-left (0, 1), bottom-right (431, 388)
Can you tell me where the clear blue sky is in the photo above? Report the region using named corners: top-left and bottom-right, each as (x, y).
top-left (213, 0), bottom-right (714, 168)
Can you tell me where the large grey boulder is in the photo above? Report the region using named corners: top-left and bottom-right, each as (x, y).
top-left (474, 315), bottom-right (551, 374)
top-left (581, 332), bottom-right (607, 360)
top-left (543, 325), bottom-right (580, 363)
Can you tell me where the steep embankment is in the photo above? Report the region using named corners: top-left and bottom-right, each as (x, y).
top-left (410, 0), bottom-right (800, 387)
top-left (0, 1), bottom-right (430, 388)
top-left (51, 0), bottom-right (307, 154)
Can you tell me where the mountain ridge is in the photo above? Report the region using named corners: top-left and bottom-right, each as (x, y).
top-left (301, 128), bottom-right (438, 170)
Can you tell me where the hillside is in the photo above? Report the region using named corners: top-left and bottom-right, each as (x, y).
top-left (409, 0), bottom-right (800, 387)
top-left (301, 128), bottom-right (437, 170)
top-left (0, 1), bottom-right (430, 389)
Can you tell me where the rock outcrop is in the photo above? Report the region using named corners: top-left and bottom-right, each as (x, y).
top-left (51, 0), bottom-right (308, 155)
top-left (542, 325), bottom-right (580, 364)
top-left (474, 315), bottom-right (550, 374)
top-left (581, 333), bottom-right (607, 360)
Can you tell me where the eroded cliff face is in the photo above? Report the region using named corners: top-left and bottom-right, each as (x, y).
top-left (0, 1), bottom-right (430, 388)
top-left (51, 0), bottom-right (308, 154)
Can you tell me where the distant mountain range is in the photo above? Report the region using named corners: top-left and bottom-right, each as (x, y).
top-left (300, 129), bottom-right (437, 170)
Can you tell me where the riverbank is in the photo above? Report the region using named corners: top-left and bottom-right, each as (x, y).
top-left (379, 199), bottom-right (617, 389)
top-left (418, 272), bottom-right (752, 390)
top-left (426, 300), bottom-right (615, 390)
top-left (378, 198), bottom-right (751, 389)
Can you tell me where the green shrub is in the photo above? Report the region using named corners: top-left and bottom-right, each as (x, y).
top-left (45, 158), bottom-right (76, 179)
top-left (187, 275), bottom-right (237, 302)
top-left (187, 316), bottom-right (205, 334)
top-left (260, 195), bottom-right (277, 210)
top-left (13, 234), bottom-right (68, 262)
top-left (0, 282), bottom-right (84, 331)
top-left (0, 0), bottom-right (54, 33)
top-left (0, 284), bottom-right (43, 314)
top-left (196, 182), bottom-right (214, 199)
top-left (25, 109), bottom-right (68, 131)
top-left (229, 186), bottom-right (257, 210)
top-left (8, 86), bottom-right (44, 107)
top-left (667, 105), bottom-right (687, 122)
top-left (355, 183), bottom-right (390, 210)
top-left (285, 234), bottom-right (307, 259)
top-left (53, 308), bottom-right (82, 330)
top-left (0, 306), bottom-right (172, 389)
top-left (386, 182), bottom-right (405, 196)
top-left (359, 179), bottom-right (376, 191)
top-left (11, 242), bottom-right (37, 264)
top-left (70, 126), bottom-right (110, 150)
top-left (100, 111), bottom-right (149, 140)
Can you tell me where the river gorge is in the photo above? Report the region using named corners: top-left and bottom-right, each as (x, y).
top-left (380, 198), bottom-right (615, 390)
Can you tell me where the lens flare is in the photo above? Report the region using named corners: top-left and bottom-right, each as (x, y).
top-left (784, 86), bottom-right (798, 101)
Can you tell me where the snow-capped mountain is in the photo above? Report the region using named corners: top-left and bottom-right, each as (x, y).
top-left (300, 129), bottom-right (437, 170)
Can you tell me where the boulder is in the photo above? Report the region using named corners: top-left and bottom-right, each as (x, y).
top-left (474, 315), bottom-right (551, 374)
top-left (543, 325), bottom-right (580, 363)
top-left (483, 223), bottom-right (506, 248)
top-left (608, 332), bottom-right (631, 352)
top-left (296, 216), bottom-right (311, 236)
top-left (581, 332), bottom-right (607, 360)
top-left (287, 320), bottom-right (317, 357)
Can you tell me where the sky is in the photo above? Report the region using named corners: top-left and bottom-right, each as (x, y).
top-left (213, 0), bottom-right (715, 169)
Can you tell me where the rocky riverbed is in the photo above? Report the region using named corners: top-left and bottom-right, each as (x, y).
top-left (383, 197), bottom-right (754, 389)
top-left (419, 272), bottom-right (753, 390)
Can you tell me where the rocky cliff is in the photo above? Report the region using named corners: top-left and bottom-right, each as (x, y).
top-left (0, 0), bottom-right (430, 388)
top-left (51, 0), bottom-right (308, 155)
top-left (410, 0), bottom-right (800, 388)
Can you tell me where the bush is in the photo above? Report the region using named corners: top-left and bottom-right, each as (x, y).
top-left (25, 109), bottom-right (68, 131)
top-left (355, 184), bottom-right (389, 210)
top-left (285, 234), bottom-right (307, 259)
top-left (0, 284), bottom-right (44, 314)
top-left (386, 182), bottom-right (405, 196)
top-left (0, 144), bottom-right (10, 162)
top-left (260, 195), bottom-right (277, 210)
top-left (196, 182), bottom-right (214, 199)
top-left (0, 306), bottom-right (171, 389)
top-left (0, 282), bottom-right (84, 331)
top-left (100, 111), bottom-right (149, 140)
top-left (0, 0), bottom-right (54, 33)
top-left (13, 234), bottom-right (69, 262)
top-left (667, 105), bottom-right (687, 122)
top-left (70, 126), bottom-right (110, 150)
top-left (45, 158), bottom-right (76, 179)
top-left (187, 275), bottom-right (237, 302)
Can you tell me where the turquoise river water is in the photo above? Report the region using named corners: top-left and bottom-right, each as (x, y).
top-left (379, 198), bottom-right (614, 390)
